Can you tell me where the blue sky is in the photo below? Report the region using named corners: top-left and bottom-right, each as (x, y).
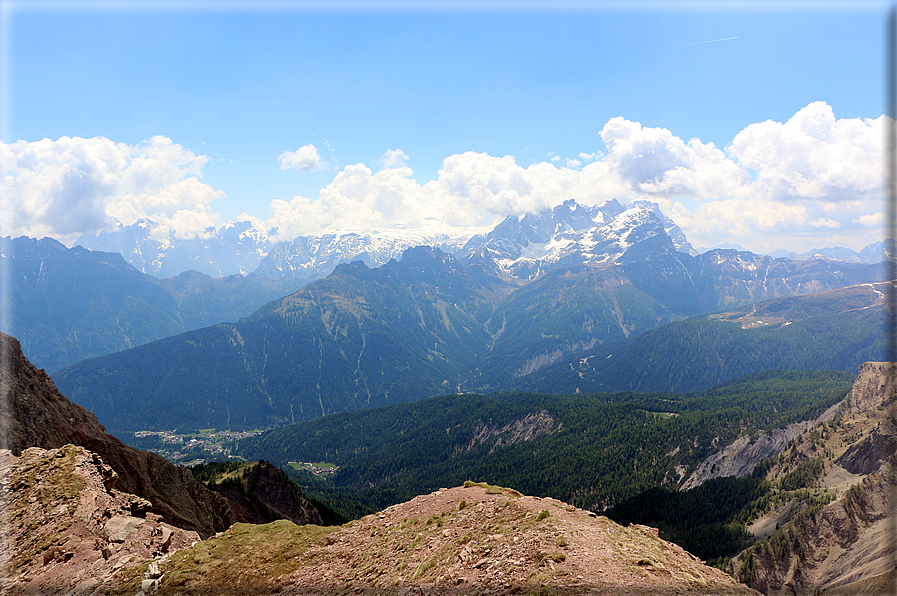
top-left (0, 1), bottom-right (891, 253)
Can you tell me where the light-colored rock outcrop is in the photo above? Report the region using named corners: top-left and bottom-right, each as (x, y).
top-left (683, 362), bottom-right (897, 490)
top-left (730, 362), bottom-right (897, 595)
top-left (681, 419), bottom-right (821, 491)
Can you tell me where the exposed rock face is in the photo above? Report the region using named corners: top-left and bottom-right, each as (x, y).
top-left (0, 332), bottom-right (111, 452)
top-left (683, 362), bottom-right (897, 490)
top-left (681, 420), bottom-right (821, 491)
top-left (0, 332), bottom-right (235, 538)
top-left (0, 445), bottom-right (200, 595)
top-left (730, 362), bottom-right (897, 595)
top-left (458, 410), bottom-right (561, 454)
top-left (733, 468), bottom-right (894, 595)
top-left (837, 425), bottom-right (897, 475)
top-left (839, 361), bottom-right (897, 415)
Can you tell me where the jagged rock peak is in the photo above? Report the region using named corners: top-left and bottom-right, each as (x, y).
top-left (461, 198), bottom-right (688, 280)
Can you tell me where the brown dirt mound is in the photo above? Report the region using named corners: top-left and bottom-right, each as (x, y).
top-left (139, 482), bottom-right (758, 595)
top-left (281, 482), bottom-right (757, 595)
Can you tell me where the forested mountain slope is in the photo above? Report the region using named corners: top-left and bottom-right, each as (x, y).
top-left (232, 370), bottom-right (854, 515)
top-left (516, 281), bottom-right (890, 394)
top-left (55, 246), bottom-right (684, 430)
top-left (55, 246), bottom-right (887, 431)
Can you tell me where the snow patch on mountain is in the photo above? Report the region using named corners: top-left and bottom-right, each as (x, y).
top-left (254, 220), bottom-right (490, 281)
top-left (76, 219), bottom-right (278, 277)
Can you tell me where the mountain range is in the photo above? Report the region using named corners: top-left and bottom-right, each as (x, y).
top-left (4, 314), bottom-right (892, 594)
top-left (75, 219), bottom-right (278, 278)
top-left (0, 235), bottom-right (307, 372)
top-left (76, 201), bottom-right (888, 281)
top-left (51, 200), bottom-right (888, 431)
top-left (76, 216), bottom-right (489, 280)
top-left (780, 240), bottom-right (895, 263)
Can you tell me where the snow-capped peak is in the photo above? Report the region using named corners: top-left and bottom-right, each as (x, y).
top-left (461, 199), bottom-right (687, 279)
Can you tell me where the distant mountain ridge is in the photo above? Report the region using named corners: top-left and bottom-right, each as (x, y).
top-left (0, 235), bottom-right (305, 372)
top-left (76, 219), bottom-right (277, 278)
top-left (55, 245), bottom-right (887, 431)
top-left (75, 201), bottom-right (888, 281)
top-left (780, 239), bottom-right (895, 263)
top-left (76, 217), bottom-right (489, 280)
top-left (254, 219), bottom-right (489, 284)
top-left (459, 199), bottom-right (693, 281)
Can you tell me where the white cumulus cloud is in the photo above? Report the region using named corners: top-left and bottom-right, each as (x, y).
top-left (730, 101), bottom-right (884, 203)
top-left (0, 135), bottom-right (223, 242)
top-left (808, 217), bottom-right (840, 228)
top-left (265, 151), bottom-right (631, 238)
top-left (278, 144), bottom-right (324, 172)
top-left (600, 116), bottom-right (748, 200)
top-left (854, 212), bottom-right (885, 228)
top-left (376, 149), bottom-right (409, 170)
top-left (3, 102), bottom-right (885, 254)
top-left (268, 163), bottom-right (425, 238)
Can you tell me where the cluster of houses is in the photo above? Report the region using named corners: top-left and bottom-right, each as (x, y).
top-left (133, 429), bottom-right (263, 464)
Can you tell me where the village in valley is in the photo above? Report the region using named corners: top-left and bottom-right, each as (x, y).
top-left (129, 429), bottom-right (263, 465)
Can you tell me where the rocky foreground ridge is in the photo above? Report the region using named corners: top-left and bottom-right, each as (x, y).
top-left (3, 477), bottom-right (760, 596)
top-left (0, 444), bottom-right (202, 595)
top-left (274, 482), bottom-right (757, 595)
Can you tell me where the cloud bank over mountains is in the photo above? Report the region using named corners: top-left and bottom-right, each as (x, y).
top-left (0, 135), bottom-right (223, 242)
top-left (0, 102), bottom-right (885, 252)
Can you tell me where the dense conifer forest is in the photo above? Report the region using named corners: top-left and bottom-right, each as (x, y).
top-left (229, 369), bottom-right (854, 561)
